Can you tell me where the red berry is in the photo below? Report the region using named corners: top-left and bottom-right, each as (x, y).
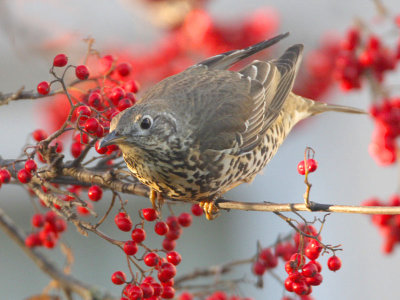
top-left (327, 255), bottom-right (342, 271)
top-left (178, 212), bottom-right (192, 227)
top-left (131, 228), bottom-right (146, 243)
top-left (88, 185), bottom-right (103, 201)
top-left (123, 79), bottom-right (139, 93)
top-left (32, 129), bottom-right (48, 142)
top-left (161, 286), bottom-right (175, 299)
top-left (310, 260), bottom-right (322, 272)
top-left (285, 261), bottom-right (297, 274)
top-left (144, 252), bottom-right (159, 267)
top-left (154, 221), bottom-right (169, 235)
top-left (76, 105), bottom-right (92, 119)
top-left (305, 272), bottom-right (323, 286)
top-left (40, 230), bottom-right (57, 248)
top-left (109, 87), bottom-right (125, 105)
top-left (55, 218), bottom-right (67, 232)
top-left (158, 262), bottom-right (176, 282)
top-left (140, 282), bottom-right (154, 298)
top-left (117, 98), bottom-right (133, 111)
top-left (290, 253), bottom-right (306, 268)
top-left (302, 262), bottom-right (319, 278)
top-left (252, 260), bottom-right (266, 276)
top-left (191, 204), bottom-right (203, 216)
top-left (25, 233), bottom-right (41, 248)
top-left (123, 240), bottom-right (138, 256)
top-left (84, 117), bottom-right (100, 134)
top-left (18, 169), bottom-right (32, 183)
top-left (142, 208), bottom-right (158, 221)
top-left (124, 284), bottom-right (143, 300)
top-left (111, 271), bottom-right (126, 285)
top-left (179, 292), bottom-right (194, 300)
top-left (75, 65), bottom-right (89, 80)
top-left (166, 228), bottom-right (182, 241)
top-left (284, 277), bottom-right (294, 292)
top-left (166, 251), bottom-right (182, 266)
top-left (116, 62), bottom-right (132, 77)
top-left (71, 142), bottom-right (83, 158)
top-left (162, 238), bottom-right (176, 251)
top-left (306, 159), bottom-right (318, 172)
top-left (37, 81), bottom-right (50, 95)
top-left (77, 202), bottom-right (92, 216)
top-left (88, 92), bottom-right (103, 109)
top-left (32, 214), bottom-right (45, 227)
top-left (151, 282), bottom-right (163, 297)
top-left (305, 244), bottom-right (321, 260)
top-left (293, 281), bottom-right (308, 296)
top-left (53, 54), bottom-right (68, 67)
top-left (0, 169), bottom-right (11, 184)
top-left (25, 159), bottom-right (37, 173)
top-left (95, 140), bottom-right (108, 154)
top-left (259, 248), bottom-right (278, 268)
top-left (166, 216), bottom-right (180, 231)
top-left (45, 211), bottom-right (58, 224)
top-left (114, 212), bottom-right (132, 232)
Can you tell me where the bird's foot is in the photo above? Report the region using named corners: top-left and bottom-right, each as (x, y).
top-left (199, 200), bottom-right (220, 220)
top-left (149, 189), bottom-right (164, 211)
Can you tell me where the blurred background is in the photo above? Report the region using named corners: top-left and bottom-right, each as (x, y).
top-left (1, 0), bottom-right (400, 299)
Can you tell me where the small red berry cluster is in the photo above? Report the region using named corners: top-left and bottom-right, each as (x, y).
top-left (251, 224), bottom-right (341, 298)
top-left (369, 98), bottom-right (400, 166)
top-left (297, 159), bottom-right (318, 175)
top-left (110, 204), bottom-right (205, 299)
top-left (333, 27), bottom-right (399, 91)
top-left (25, 211), bottom-right (67, 248)
top-left (362, 195), bottom-right (400, 254)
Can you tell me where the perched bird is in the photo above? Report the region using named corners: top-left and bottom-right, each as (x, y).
top-left (100, 33), bottom-right (365, 219)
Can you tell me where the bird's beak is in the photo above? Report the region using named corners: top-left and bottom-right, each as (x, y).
top-left (99, 131), bottom-right (127, 148)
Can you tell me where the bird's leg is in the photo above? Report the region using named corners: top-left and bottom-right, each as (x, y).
top-left (149, 189), bottom-right (165, 211)
top-left (199, 199), bottom-right (220, 220)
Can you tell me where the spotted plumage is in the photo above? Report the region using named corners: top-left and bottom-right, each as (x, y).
top-left (100, 33), bottom-right (365, 218)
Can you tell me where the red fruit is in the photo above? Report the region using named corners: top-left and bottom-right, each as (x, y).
top-left (166, 216), bottom-right (180, 231)
top-left (259, 248), bottom-right (278, 268)
top-left (144, 252), bottom-right (159, 267)
top-left (75, 65), bottom-right (90, 80)
top-left (124, 284), bottom-right (143, 300)
top-left (140, 282), bottom-right (154, 298)
top-left (71, 142), bottom-right (83, 158)
top-left (76, 105), bottom-right (92, 119)
top-left (142, 208), bottom-right (158, 221)
top-left (178, 212), bottom-right (192, 227)
top-left (74, 133), bottom-right (89, 144)
top-left (25, 233), bottom-right (42, 248)
top-left (293, 281), bottom-right (308, 296)
top-left (285, 261), bottom-right (297, 274)
top-left (302, 262), bottom-right (318, 278)
top-left (166, 228), bottom-right (182, 241)
top-left (252, 260), bottom-right (266, 276)
top-left (151, 282), bottom-right (163, 297)
top-left (88, 185), bottom-right (103, 201)
top-left (154, 221), bottom-right (169, 235)
top-left (32, 214), bottom-right (45, 227)
top-left (284, 277), bottom-right (294, 292)
top-left (310, 260), bottom-right (322, 272)
top-left (179, 292), bottom-right (194, 300)
top-left (88, 92), bottom-right (103, 109)
top-left (116, 62), bottom-right (132, 77)
top-left (163, 238), bottom-right (176, 251)
top-left (161, 286), bottom-right (175, 299)
top-left (142, 276), bottom-right (156, 284)
top-left (125, 92), bottom-right (137, 104)
top-left (109, 87), bottom-right (125, 105)
top-left (25, 159), bottom-right (37, 173)
top-left (18, 169), bottom-right (32, 183)
top-left (123, 79), bottom-right (139, 93)
top-left (123, 240), bottom-right (138, 255)
top-left (305, 272), bottom-right (323, 286)
top-left (114, 212), bottom-right (132, 232)
top-left (327, 255), bottom-right (342, 271)
top-left (53, 54), bottom-right (68, 67)
top-left (297, 159), bottom-right (318, 175)
top-left (166, 251), bottom-right (182, 266)
top-left (111, 271), bottom-right (126, 285)
top-left (32, 129), bottom-right (48, 142)
top-left (37, 81), bottom-right (50, 95)
top-left (41, 230), bottom-right (57, 248)
top-left (95, 140), bottom-right (108, 154)
top-left (55, 218), bottom-right (67, 232)
top-left (77, 202), bottom-right (92, 216)
top-left (191, 204), bottom-right (203, 216)
top-left (45, 211), bottom-right (58, 224)
top-left (117, 98), bottom-right (133, 111)
top-left (131, 228), bottom-right (146, 243)
top-left (158, 262), bottom-right (176, 282)
top-left (84, 117), bottom-right (100, 134)
top-left (305, 241), bottom-right (322, 260)
top-left (290, 253), bottom-right (306, 268)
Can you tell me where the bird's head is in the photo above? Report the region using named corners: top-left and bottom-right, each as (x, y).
top-left (100, 100), bottom-right (178, 152)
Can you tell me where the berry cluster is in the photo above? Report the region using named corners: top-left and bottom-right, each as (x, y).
top-left (333, 27), bottom-right (399, 91)
top-left (369, 98), bottom-right (400, 166)
top-left (25, 211), bottom-right (67, 248)
top-left (109, 205), bottom-right (204, 299)
top-left (251, 224), bottom-right (341, 299)
top-left (362, 195), bottom-right (400, 254)
top-left (297, 159), bottom-right (318, 175)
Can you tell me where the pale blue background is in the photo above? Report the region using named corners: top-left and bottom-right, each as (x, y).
top-left (0, 0), bottom-right (399, 299)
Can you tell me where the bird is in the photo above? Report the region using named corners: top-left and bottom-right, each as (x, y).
top-left (100, 32), bottom-right (365, 220)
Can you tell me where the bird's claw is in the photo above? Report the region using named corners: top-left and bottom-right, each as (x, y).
top-left (199, 200), bottom-right (220, 220)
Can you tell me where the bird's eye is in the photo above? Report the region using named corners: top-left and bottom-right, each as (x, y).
top-left (140, 116), bottom-right (152, 130)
